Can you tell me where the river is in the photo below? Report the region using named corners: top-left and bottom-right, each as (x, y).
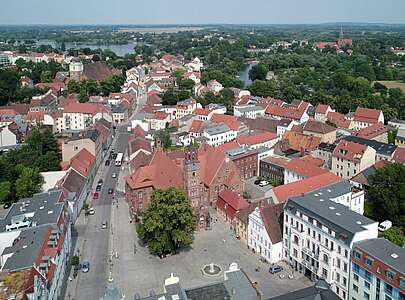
top-left (237, 61), bottom-right (258, 88)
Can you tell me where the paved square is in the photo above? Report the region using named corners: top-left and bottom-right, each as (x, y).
top-left (110, 201), bottom-right (312, 298)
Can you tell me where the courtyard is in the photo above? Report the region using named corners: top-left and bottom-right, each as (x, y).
top-left (109, 199), bottom-right (312, 299)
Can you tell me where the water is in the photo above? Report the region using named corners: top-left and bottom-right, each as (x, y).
top-left (237, 62), bottom-right (257, 88)
top-left (35, 39), bottom-right (136, 57)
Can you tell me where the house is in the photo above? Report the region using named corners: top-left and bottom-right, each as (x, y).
top-left (395, 128), bottom-right (405, 147)
top-left (216, 189), bottom-right (249, 227)
top-left (342, 135), bottom-right (397, 162)
top-left (145, 111), bottom-right (170, 131)
top-left (387, 119), bottom-right (405, 130)
top-left (311, 142), bottom-right (337, 168)
top-left (314, 104), bottom-right (334, 122)
top-left (259, 155), bottom-right (290, 183)
top-left (268, 172), bottom-right (342, 204)
top-left (224, 146), bottom-right (259, 179)
top-left (128, 136), bottom-right (152, 162)
top-left (183, 71), bottom-right (201, 84)
top-left (266, 100), bottom-right (311, 124)
top-left (175, 98), bottom-right (198, 119)
top-left (188, 119), bottom-right (204, 138)
top-left (278, 131), bottom-right (321, 154)
top-left (392, 147), bottom-right (405, 164)
top-left (276, 119), bottom-right (300, 137)
top-left (236, 131), bottom-right (278, 150)
top-left (302, 119), bottom-right (337, 144)
top-left (326, 111), bottom-right (352, 130)
top-left (349, 238), bottom-right (405, 300)
top-left (0, 125), bottom-right (17, 148)
top-left (269, 280), bottom-right (340, 300)
top-left (93, 118), bottom-right (113, 152)
top-left (61, 102), bottom-right (112, 132)
top-left (207, 80), bottom-right (224, 94)
top-left (350, 160), bottom-right (390, 191)
top-left (125, 145), bottom-right (243, 229)
top-left (111, 103), bottom-right (128, 125)
top-left (203, 124), bottom-right (237, 147)
top-left (248, 203), bottom-right (285, 266)
top-left (61, 148), bottom-right (96, 188)
top-left (233, 105), bottom-right (266, 119)
top-left (234, 202), bottom-right (259, 244)
top-left (193, 108), bottom-right (215, 121)
top-left (283, 192), bottom-right (378, 300)
top-left (283, 156), bottom-right (329, 184)
top-left (352, 108), bottom-right (384, 131)
top-left (193, 83), bottom-right (209, 96)
top-left (352, 122), bottom-right (388, 143)
top-left (211, 114), bottom-right (241, 132)
top-left (332, 140), bottom-right (376, 179)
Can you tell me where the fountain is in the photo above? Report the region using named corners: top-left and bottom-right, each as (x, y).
top-left (202, 262), bottom-right (222, 277)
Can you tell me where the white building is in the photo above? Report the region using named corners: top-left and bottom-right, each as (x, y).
top-left (283, 191), bottom-right (378, 300)
top-left (234, 105), bottom-right (266, 119)
top-left (0, 125), bottom-right (17, 147)
top-left (175, 98), bottom-right (198, 119)
top-left (248, 204), bottom-right (284, 264)
top-left (276, 119), bottom-right (300, 137)
top-left (203, 124), bottom-right (237, 147)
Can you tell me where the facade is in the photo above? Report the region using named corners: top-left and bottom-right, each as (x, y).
top-left (234, 105), bottom-right (266, 119)
top-left (353, 123), bottom-right (388, 144)
top-left (352, 108), bottom-right (384, 131)
top-left (303, 119), bottom-right (337, 144)
top-left (349, 238), bottom-right (405, 300)
top-left (395, 128), bottom-right (405, 147)
top-left (332, 140), bottom-right (376, 179)
top-left (0, 125), bottom-right (17, 147)
top-left (203, 124), bottom-right (237, 147)
top-left (311, 143), bottom-right (337, 169)
top-left (283, 193), bottom-right (378, 299)
top-left (315, 104), bottom-right (335, 123)
top-left (175, 98), bottom-right (197, 119)
top-left (225, 147), bottom-right (259, 180)
top-left (342, 136), bottom-right (397, 162)
top-left (260, 155), bottom-right (290, 182)
top-left (283, 156), bottom-right (329, 184)
top-left (216, 189), bottom-right (249, 227)
top-left (248, 203), bottom-right (284, 264)
top-left (145, 111), bottom-right (170, 131)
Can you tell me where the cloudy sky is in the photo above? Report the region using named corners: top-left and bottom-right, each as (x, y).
top-left (1, 0), bottom-right (404, 25)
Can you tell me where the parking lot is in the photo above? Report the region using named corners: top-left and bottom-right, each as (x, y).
top-left (110, 201), bottom-right (312, 299)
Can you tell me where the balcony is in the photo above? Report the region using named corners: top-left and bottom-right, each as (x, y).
top-left (302, 247), bottom-right (319, 260)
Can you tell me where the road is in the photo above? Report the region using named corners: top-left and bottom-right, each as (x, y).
top-left (65, 91), bottom-right (146, 300)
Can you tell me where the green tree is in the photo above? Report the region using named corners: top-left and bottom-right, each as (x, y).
top-left (0, 181), bottom-right (11, 203)
top-left (68, 80), bottom-right (81, 93)
top-left (381, 227), bottom-right (405, 247)
top-left (367, 163), bottom-right (405, 227)
top-left (136, 188), bottom-right (195, 256)
top-left (156, 129), bottom-right (172, 150)
top-left (40, 70), bottom-right (53, 83)
top-left (15, 167), bottom-right (44, 199)
top-left (249, 63), bottom-right (268, 81)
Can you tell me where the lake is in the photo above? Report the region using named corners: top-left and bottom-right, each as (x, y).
top-left (237, 62), bottom-right (257, 88)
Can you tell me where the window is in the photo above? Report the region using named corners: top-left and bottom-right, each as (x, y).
top-left (364, 292), bottom-right (370, 300)
top-left (364, 281), bottom-right (370, 289)
top-left (365, 257), bottom-right (373, 268)
top-left (386, 270), bottom-right (396, 281)
top-left (376, 267), bottom-right (382, 274)
top-left (322, 268), bottom-right (328, 278)
top-left (353, 251), bottom-right (361, 260)
top-left (323, 254), bottom-right (329, 265)
top-left (353, 273), bottom-right (359, 282)
top-left (400, 278), bottom-right (405, 289)
top-left (365, 270), bottom-right (372, 281)
top-left (353, 263), bottom-right (360, 274)
top-left (352, 284), bottom-right (358, 292)
top-left (385, 283), bottom-right (393, 295)
top-left (343, 262), bottom-right (348, 273)
top-left (343, 277), bottom-right (347, 286)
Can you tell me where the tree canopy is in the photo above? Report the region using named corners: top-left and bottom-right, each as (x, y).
top-left (381, 227), bottom-right (405, 247)
top-left (367, 163), bottom-right (405, 227)
top-left (136, 187), bottom-right (195, 256)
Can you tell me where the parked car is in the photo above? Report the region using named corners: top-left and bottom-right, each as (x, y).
top-left (96, 185), bottom-right (102, 192)
top-left (112, 172), bottom-right (117, 178)
top-left (378, 220), bottom-right (392, 232)
top-left (82, 260), bottom-right (90, 273)
top-left (2, 203), bottom-right (11, 209)
top-left (108, 188), bottom-right (114, 194)
top-left (101, 221), bottom-right (108, 229)
top-left (105, 159), bottom-right (110, 166)
top-left (259, 180), bottom-right (269, 187)
top-left (269, 265), bottom-right (283, 274)
top-left (97, 179), bottom-right (103, 185)
top-left (88, 208), bottom-right (95, 215)
top-left (112, 153), bottom-right (117, 159)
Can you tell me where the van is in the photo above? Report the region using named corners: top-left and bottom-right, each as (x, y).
top-left (378, 220), bottom-right (392, 232)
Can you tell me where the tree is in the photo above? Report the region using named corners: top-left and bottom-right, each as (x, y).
top-left (249, 63), bottom-right (268, 81)
top-left (40, 70), bottom-right (53, 83)
top-left (136, 187), bottom-right (195, 256)
top-left (15, 167), bottom-right (44, 199)
top-left (367, 163), bottom-right (405, 227)
top-left (156, 129), bottom-right (172, 150)
top-left (68, 80), bottom-right (81, 93)
top-left (0, 181), bottom-right (11, 203)
top-left (381, 227), bottom-right (405, 247)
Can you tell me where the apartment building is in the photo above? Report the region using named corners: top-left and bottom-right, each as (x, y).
top-left (202, 124), bottom-right (237, 147)
top-left (175, 98), bottom-right (197, 119)
top-left (350, 238), bottom-right (404, 300)
top-left (283, 192), bottom-right (378, 299)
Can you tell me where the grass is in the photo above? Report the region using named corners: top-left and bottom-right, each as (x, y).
top-left (374, 80), bottom-right (405, 92)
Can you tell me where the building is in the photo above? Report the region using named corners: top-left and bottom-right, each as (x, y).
top-left (203, 124), bottom-right (237, 147)
top-left (266, 100), bottom-right (311, 124)
top-left (259, 155), bottom-right (290, 183)
top-left (234, 202), bottom-right (259, 244)
top-left (269, 280), bottom-right (340, 300)
top-left (303, 120), bottom-right (337, 144)
top-left (395, 128), bottom-right (405, 147)
top-left (352, 108), bottom-right (384, 131)
top-left (332, 140), bottom-right (376, 179)
top-left (311, 143), bottom-right (337, 169)
top-left (388, 119), bottom-right (405, 130)
top-left (315, 104), bottom-right (335, 123)
top-left (350, 160), bottom-right (390, 192)
top-left (353, 123), bottom-right (388, 143)
top-left (342, 135), bottom-right (397, 162)
top-left (145, 111), bottom-right (170, 131)
top-left (111, 104), bottom-right (128, 125)
top-left (248, 203), bottom-right (284, 264)
top-left (216, 189), bottom-right (249, 227)
top-left (176, 98), bottom-right (198, 119)
top-left (283, 156), bottom-right (329, 184)
top-left (224, 146), bottom-right (259, 179)
top-left (234, 105), bottom-right (266, 119)
top-left (236, 131), bottom-right (278, 150)
top-left (207, 80), bottom-right (224, 94)
top-left (283, 192), bottom-right (378, 299)
top-left (349, 238), bottom-right (405, 300)
top-left (0, 125), bottom-right (17, 148)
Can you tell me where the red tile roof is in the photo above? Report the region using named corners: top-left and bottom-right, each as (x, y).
top-left (63, 102), bottom-right (109, 115)
top-left (282, 131), bottom-right (321, 152)
top-left (352, 122), bottom-right (387, 140)
top-left (153, 111), bottom-right (169, 120)
top-left (217, 141), bottom-right (240, 152)
top-left (211, 114), bottom-right (240, 131)
top-left (218, 189), bottom-right (249, 211)
top-left (353, 107), bottom-right (382, 124)
top-left (326, 111), bottom-right (351, 129)
top-left (333, 140), bottom-right (367, 162)
top-left (314, 104), bottom-right (331, 114)
top-left (285, 156), bottom-right (328, 178)
top-left (236, 131), bottom-right (278, 146)
top-left (303, 119), bottom-right (336, 134)
top-left (393, 147), bottom-right (405, 164)
top-left (260, 203), bottom-right (284, 244)
top-left (261, 155), bottom-right (290, 168)
top-left (193, 108), bottom-right (212, 116)
top-left (272, 172), bottom-right (342, 203)
top-left (128, 137), bottom-right (152, 156)
top-left (189, 120), bottom-right (204, 134)
top-left (63, 148), bottom-right (95, 177)
top-left (265, 100), bottom-right (310, 121)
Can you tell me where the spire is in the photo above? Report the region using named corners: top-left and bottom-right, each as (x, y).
top-left (340, 25), bottom-right (344, 39)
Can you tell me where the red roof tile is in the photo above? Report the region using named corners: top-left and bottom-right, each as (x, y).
top-left (189, 119), bottom-right (204, 134)
top-left (218, 189), bottom-right (249, 211)
top-left (236, 131), bottom-right (277, 146)
top-left (393, 147), bottom-right (405, 164)
top-left (211, 114), bottom-right (240, 131)
top-left (333, 140), bottom-right (367, 162)
top-left (63, 102), bottom-right (109, 115)
top-left (303, 119), bottom-right (336, 134)
top-left (64, 148), bottom-right (95, 177)
top-left (352, 122), bottom-right (387, 139)
top-left (315, 104), bottom-right (331, 114)
top-left (353, 107), bottom-right (383, 124)
top-left (326, 111), bottom-right (351, 129)
top-left (260, 203), bottom-right (284, 244)
top-left (282, 131), bottom-right (321, 152)
top-left (285, 156), bottom-right (328, 178)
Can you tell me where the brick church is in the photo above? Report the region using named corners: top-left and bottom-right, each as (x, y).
top-left (125, 143), bottom-right (244, 229)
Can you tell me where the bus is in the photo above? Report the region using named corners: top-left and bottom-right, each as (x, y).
top-left (115, 153), bottom-right (124, 166)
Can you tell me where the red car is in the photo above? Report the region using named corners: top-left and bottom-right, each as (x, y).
top-left (92, 192), bottom-right (99, 200)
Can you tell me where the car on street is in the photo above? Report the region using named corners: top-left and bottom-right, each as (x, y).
top-left (88, 208), bottom-right (95, 215)
top-left (97, 179), bottom-right (103, 185)
top-left (92, 192), bottom-right (99, 200)
top-left (82, 260), bottom-right (90, 273)
top-left (2, 203), bottom-right (11, 209)
top-left (101, 221), bottom-right (108, 229)
top-left (112, 172), bottom-right (117, 178)
top-left (269, 265), bottom-right (283, 274)
top-left (105, 159), bottom-right (110, 166)
top-left (108, 188), bottom-right (114, 194)
top-left (112, 153), bottom-right (117, 159)
top-left (259, 180), bottom-right (270, 187)
top-left (96, 185), bottom-right (102, 192)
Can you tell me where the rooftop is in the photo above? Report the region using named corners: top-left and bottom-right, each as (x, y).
top-left (204, 123), bottom-right (232, 135)
top-left (342, 135), bottom-right (397, 156)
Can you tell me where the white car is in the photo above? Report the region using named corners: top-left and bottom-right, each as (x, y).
top-left (112, 172), bottom-right (117, 178)
top-left (88, 208), bottom-right (95, 215)
top-left (259, 180), bottom-right (269, 187)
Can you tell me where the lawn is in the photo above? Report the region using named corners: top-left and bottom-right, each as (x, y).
top-left (374, 80), bottom-right (405, 92)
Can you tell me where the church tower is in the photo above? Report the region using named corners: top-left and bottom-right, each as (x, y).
top-left (183, 147), bottom-right (207, 229)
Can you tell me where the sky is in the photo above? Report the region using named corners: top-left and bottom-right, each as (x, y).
top-left (1, 0), bottom-right (405, 25)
